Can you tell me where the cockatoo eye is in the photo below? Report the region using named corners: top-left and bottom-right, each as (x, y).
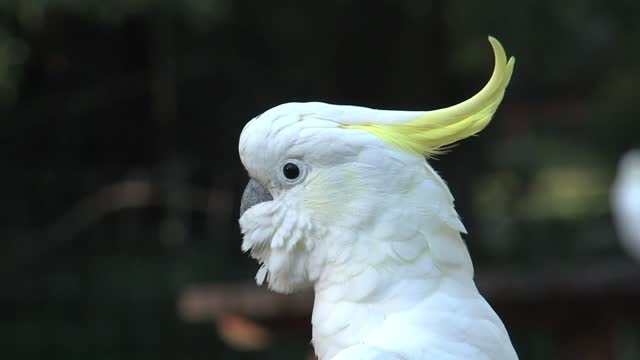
top-left (283, 163), bottom-right (300, 179)
top-left (278, 159), bottom-right (307, 185)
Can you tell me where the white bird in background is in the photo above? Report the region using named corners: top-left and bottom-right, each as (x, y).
top-left (611, 150), bottom-right (640, 262)
top-left (238, 37), bottom-right (517, 359)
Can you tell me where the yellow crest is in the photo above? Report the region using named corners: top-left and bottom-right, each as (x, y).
top-left (343, 36), bottom-right (515, 157)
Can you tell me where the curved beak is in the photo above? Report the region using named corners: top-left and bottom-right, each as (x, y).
top-left (240, 178), bottom-right (273, 217)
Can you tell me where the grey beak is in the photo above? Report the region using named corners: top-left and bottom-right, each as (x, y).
top-left (240, 178), bottom-right (273, 217)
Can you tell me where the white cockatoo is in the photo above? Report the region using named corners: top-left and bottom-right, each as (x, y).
top-left (611, 150), bottom-right (640, 261)
top-left (238, 37), bottom-right (517, 359)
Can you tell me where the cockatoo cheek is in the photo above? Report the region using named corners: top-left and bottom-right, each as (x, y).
top-left (239, 193), bottom-right (320, 293)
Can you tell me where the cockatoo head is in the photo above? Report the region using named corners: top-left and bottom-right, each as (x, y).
top-left (238, 37), bottom-right (514, 293)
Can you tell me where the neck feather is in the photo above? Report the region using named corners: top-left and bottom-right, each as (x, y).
top-left (310, 231), bottom-right (477, 359)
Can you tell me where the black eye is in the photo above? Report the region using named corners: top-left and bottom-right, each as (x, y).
top-left (282, 162), bottom-right (300, 179)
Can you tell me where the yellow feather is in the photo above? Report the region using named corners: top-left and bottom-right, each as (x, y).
top-left (343, 36), bottom-right (515, 157)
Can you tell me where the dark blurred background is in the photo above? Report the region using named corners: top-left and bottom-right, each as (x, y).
top-left (1, 0), bottom-right (639, 359)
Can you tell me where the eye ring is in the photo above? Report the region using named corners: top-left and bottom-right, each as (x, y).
top-left (278, 159), bottom-right (307, 185)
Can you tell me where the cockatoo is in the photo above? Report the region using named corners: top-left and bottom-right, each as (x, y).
top-left (611, 150), bottom-right (640, 262)
top-left (238, 37), bottom-right (517, 359)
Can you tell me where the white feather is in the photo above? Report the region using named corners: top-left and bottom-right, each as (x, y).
top-left (238, 102), bottom-right (517, 359)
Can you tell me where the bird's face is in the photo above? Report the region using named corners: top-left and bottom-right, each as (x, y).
top-left (238, 102), bottom-right (428, 293)
top-left (239, 103), bottom-right (342, 293)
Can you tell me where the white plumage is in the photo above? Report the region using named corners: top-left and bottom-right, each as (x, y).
top-left (238, 38), bottom-right (517, 359)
